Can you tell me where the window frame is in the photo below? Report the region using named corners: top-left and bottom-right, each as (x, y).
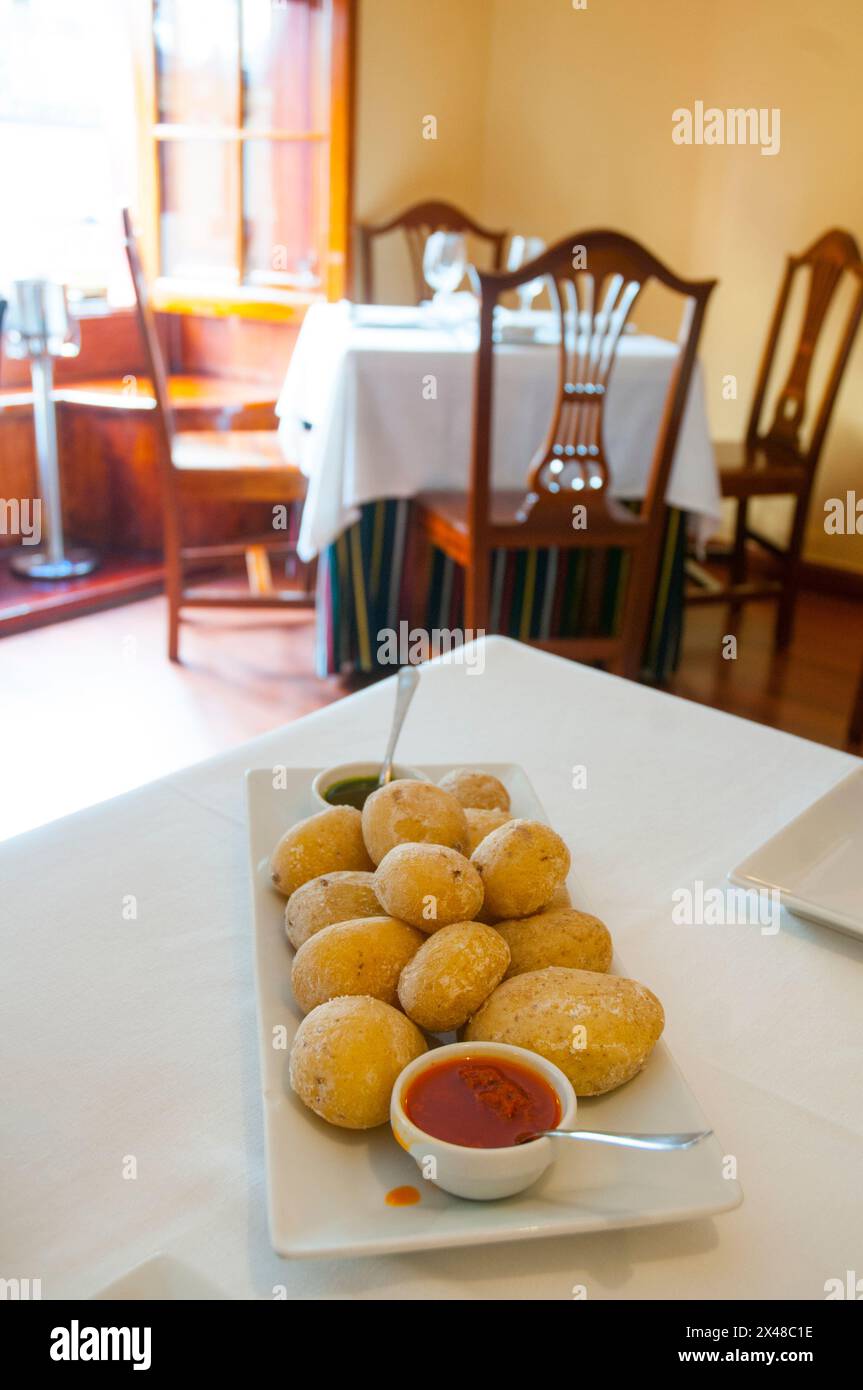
top-left (130, 0), bottom-right (354, 321)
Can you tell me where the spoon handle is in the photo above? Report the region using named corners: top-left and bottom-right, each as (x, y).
top-left (539, 1129), bottom-right (712, 1151)
top-left (379, 667), bottom-right (420, 785)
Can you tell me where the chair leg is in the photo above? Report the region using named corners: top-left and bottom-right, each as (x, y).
top-left (615, 645), bottom-right (641, 682)
top-left (303, 556), bottom-right (317, 601)
top-left (162, 503), bottom-right (183, 664)
top-left (615, 550), bottom-right (656, 682)
top-left (464, 546), bottom-right (490, 634)
top-left (849, 660), bottom-right (863, 745)
top-left (609, 624), bottom-right (645, 682)
top-left (245, 545), bottom-right (274, 595)
top-left (408, 507), bottom-right (434, 633)
top-left (730, 497), bottom-right (749, 585)
top-left (775, 493), bottom-right (808, 650)
top-left (167, 593), bottom-right (180, 663)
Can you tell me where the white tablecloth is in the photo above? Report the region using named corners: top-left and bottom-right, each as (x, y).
top-left (2, 639), bottom-right (861, 1299)
top-left (277, 303), bottom-right (721, 562)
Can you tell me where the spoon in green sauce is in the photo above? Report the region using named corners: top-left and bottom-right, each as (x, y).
top-left (379, 666), bottom-right (419, 787)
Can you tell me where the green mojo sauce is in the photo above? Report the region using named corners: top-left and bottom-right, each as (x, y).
top-left (323, 776), bottom-right (381, 810)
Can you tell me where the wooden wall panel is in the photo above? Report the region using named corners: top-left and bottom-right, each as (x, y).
top-left (0, 408), bottom-right (38, 548)
top-left (167, 315), bottom-right (299, 385)
top-left (0, 310), bottom-right (146, 391)
top-left (57, 405), bottom-right (276, 553)
top-left (0, 309), bottom-right (297, 552)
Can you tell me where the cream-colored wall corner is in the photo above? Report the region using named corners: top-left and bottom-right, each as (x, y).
top-left (353, 0), bottom-right (494, 298)
top-left (689, 0), bottom-right (863, 572)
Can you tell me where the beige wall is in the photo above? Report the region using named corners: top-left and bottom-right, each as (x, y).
top-left (353, 0), bottom-right (492, 297)
top-left (355, 0), bottom-right (863, 572)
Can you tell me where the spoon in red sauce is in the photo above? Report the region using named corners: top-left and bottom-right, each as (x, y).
top-left (516, 1128), bottom-right (712, 1149)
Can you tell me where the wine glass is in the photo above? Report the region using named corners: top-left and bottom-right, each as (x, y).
top-left (507, 235), bottom-right (547, 315)
top-left (423, 231), bottom-right (467, 310)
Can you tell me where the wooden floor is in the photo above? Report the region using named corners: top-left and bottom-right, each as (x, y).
top-left (667, 589), bottom-right (863, 751)
top-left (1, 587), bottom-right (860, 843)
top-left (0, 551), bottom-right (164, 636)
top-left (0, 600), bottom-right (342, 843)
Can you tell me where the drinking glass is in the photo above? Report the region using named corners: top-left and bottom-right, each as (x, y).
top-left (423, 231), bottom-right (467, 307)
top-left (507, 235), bottom-right (547, 313)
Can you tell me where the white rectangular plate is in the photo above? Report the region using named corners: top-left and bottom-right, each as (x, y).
top-left (730, 767), bottom-right (863, 941)
top-left (246, 764), bottom-right (741, 1259)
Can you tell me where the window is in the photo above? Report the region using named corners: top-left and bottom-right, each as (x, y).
top-left (0, 0), bottom-right (352, 314)
top-left (0, 0), bottom-right (136, 301)
top-left (142, 0), bottom-right (352, 312)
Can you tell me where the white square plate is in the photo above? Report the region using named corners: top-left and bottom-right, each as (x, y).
top-left (245, 764), bottom-right (741, 1259)
top-left (729, 767), bottom-right (863, 941)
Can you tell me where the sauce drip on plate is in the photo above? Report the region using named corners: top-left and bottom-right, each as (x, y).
top-left (385, 1185), bottom-right (421, 1206)
top-left (404, 1056), bottom-right (561, 1149)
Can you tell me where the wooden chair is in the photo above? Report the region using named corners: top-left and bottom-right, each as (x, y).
top-left (411, 229), bottom-right (716, 678)
top-left (688, 229), bottom-right (863, 647)
top-left (358, 199), bottom-right (508, 304)
top-left (122, 209), bottom-right (312, 662)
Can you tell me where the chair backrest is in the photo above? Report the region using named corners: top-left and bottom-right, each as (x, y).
top-left (747, 228), bottom-right (863, 467)
top-left (121, 207), bottom-right (175, 465)
top-left (469, 229), bottom-right (715, 543)
top-left (358, 199), bottom-right (508, 304)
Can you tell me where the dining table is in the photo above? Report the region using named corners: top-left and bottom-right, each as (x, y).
top-left (2, 637), bottom-right (860, 1300)
top-left (276, 302), bottom-right (722, 679)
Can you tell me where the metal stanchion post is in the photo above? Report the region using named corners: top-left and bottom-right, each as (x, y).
top-left (5, 279), bottom-right (98, 579)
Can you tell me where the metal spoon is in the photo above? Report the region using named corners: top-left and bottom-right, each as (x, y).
top-left (378, 666), bottom-right (420, 787)
top-left (518, 1128), bottom-right (712, 1151)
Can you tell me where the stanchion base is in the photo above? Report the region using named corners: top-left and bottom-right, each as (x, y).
top-left (10, 548), bottom-right (100, 580)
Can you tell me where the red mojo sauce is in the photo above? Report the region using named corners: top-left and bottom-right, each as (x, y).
top-left (404, 1056), bottom-right (561, 1149)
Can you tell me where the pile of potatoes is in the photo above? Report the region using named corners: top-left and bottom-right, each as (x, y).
top-left (270, 769), bottom-right (664, 1130)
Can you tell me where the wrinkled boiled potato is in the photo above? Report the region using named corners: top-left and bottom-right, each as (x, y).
top-left (544, 882), bottom-right (573, 911)
top-left (374, 843), bottom-right (483, 932)
top-left (471, 819), bottom-right (571, 921)
top-left (474, 854), bottom-right (571, 925)
top-left (397, 920), bottom-right (510, 1032)
top-left (291, 915), bottom-right (424, 1013)
top-left (438, 769), bottom-right (511, 812)
top-left (290, 995), bottom-right (427, 1129)
top-left (463, 966), bottom-right (665, 1096)
top-left (270, 805), bottom-right (373, 898)
top-left (495, 907), bottom-right (613, 978)
top-left (285, 870), bottom-right (381, 950)
top-left (361, 780), bottom-right (469, 866)
top-left (464, 807), bottom-right (512, 855)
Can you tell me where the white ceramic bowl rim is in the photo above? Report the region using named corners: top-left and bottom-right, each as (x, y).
top-left (393, 1041), bottom-right (577, 1156)
top-left (311, 761), bottom-right (430, 808)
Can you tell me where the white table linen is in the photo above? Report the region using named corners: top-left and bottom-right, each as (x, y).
top-left (277, 303), bottom-right (721, 562)
top-left (1, 637), bottom-right (861, 1300)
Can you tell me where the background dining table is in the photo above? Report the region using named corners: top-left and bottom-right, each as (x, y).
top-left (278, 302), bottom-right (721, 560)
top-left (2, 637), bottom-right (861, 1300)
top-left (276, 303), bottom-right (721, 679)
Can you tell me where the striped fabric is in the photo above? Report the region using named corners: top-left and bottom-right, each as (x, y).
top-left (317, 499), bottom-right (687, 681)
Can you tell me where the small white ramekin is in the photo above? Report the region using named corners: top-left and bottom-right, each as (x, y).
top-left (311, 761), bottom-right (429, 811)
top-left (390, 1041), bottom-right (577, 1201)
